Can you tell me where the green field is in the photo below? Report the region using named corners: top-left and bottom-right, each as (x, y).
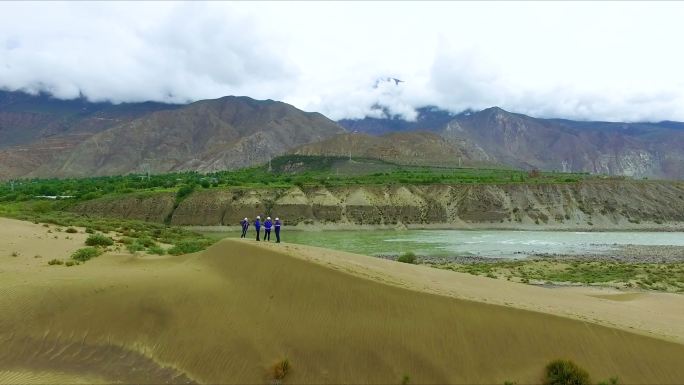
top-left (0, 155), bottom-right (600, 204)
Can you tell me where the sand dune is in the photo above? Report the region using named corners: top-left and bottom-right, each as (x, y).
top-left (1, 219), bottom-right (684, 383)
top-left (260, 241), bottom-right (684, 344)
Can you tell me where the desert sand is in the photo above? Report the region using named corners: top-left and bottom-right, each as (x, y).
top-left (1, 218), bottom-right (684, 384)
top-left (264, 241), bottom-right (684, 344)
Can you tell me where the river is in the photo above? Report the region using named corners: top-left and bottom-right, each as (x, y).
top-left (207, 229), bottom-right (684, 259)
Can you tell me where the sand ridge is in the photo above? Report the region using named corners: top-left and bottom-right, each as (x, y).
top-left (255, 240), bottom-right (684, 344)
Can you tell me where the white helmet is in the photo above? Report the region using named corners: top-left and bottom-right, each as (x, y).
top-left (267, 216), bottom-right (271, 220)
top-left (244, 217), bottom-right (248, 221)
top-left (275, 218), bottom-right (279, 221)
top-left (256, 215), bottom-right (260, 219)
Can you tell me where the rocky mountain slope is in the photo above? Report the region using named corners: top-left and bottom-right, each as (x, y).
top-left (343, 106), bottom-right (684, 179)
top-left (1, 92), bottom-right (344, 178)
top-left (0, 90), bottom-right (180, 148)
top-left (290, 131), bottom-right (494, 167)
top-left (0, 90), bottom-right (181, 178)
top-left (71, 180), bottom-right (684, 229)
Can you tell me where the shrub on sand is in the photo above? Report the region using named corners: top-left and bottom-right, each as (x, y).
top-left (47, 258), bottom-right (63, 265)
top-left (126, 241), bottom-right (145, 254)
top-left (71, 247), bottom-right (102, 262)
top-left (65, 227), bottom-right (78, 233)
top-left (148, 245), bottom-right (166, 255)
top-left (543, 359), bottom-right (590, 385)
top-left (168, 239), bottom-right (212, 256)
top-left (397, 251), bottom-right (417, 264)
top-left (85, 233), bottom-right (114, 247)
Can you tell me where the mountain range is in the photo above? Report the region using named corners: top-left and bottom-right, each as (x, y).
top-left (1, 89), bottom-right (684, 179)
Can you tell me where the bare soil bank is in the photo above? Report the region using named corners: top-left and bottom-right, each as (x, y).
top-left (2, 237), bottom-right (684, 383)
top-left (72, 180), bottom-right (684, 230)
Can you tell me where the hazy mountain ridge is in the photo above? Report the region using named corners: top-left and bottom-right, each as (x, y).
top-left (0, 91), bottom-right (345, 178)
top-left (2, 89), bottom-right (684, 179)
top-left (343, 105), bottom-right (684, 179)
top-left (28, 96), bottom-right (345, 177)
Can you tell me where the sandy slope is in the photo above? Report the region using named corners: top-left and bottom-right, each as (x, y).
top-left (262, 241), bottom-right (684, 344)
top-left (0, 218), bottom-right (87, 262)
top-left (1, 219), bottom-right (684, 383)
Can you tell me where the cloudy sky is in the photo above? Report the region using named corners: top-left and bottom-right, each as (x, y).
top-left (2, 1), bottom-right (684, 122)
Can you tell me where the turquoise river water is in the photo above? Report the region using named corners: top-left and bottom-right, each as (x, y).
top-left (211, 230), bottom-right (684, 259)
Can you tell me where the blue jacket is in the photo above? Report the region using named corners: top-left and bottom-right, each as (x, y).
top-left (255, 219), bottom-right (261, 229)
top-left (240, 219), bottom-right (249, 229)
top-left (274, 220), bottom-right (281, 228)
top-left (264, 220), bottom-right (272, 230)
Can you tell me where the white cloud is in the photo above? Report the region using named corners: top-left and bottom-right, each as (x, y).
top-left (2, 1), bottom-right (684, 122)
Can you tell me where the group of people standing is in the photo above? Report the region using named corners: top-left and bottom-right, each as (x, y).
top-left (240, 216), bottom-right (282, 243)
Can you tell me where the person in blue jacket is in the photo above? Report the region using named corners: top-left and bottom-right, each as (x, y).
top-left (240, 217), bottom-right (249, 238)
top-left (254, 215), bottom-right (261, 241)
top-left (264, 217), bottom-right (273, 241)
top-left (274, 217), bottom-right (282, 243)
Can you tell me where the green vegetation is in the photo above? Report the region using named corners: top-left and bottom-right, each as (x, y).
top-left (85, 233), bottom-right (114, 247)
top-left (65, 227), bottom-right (78, 233)
top-left (543, 359), bottom-right (590, 385)
top-left (168, 239), bottom-right (213, 255)
top-left (397, 251), bottom-right (417, 264)
top-left (0, 155), bottom-right (598, 206)
top-left (47, 258), bottom-right (63, 265)
top-left (0, 199), bottom-right (216, 257)
top-left (430, 260), bottom-right (684, 293)
top-left (125, 241), bottom-right (146, 254)
top-left (71, 247), bottom-right (102, 262)
top-left (148, 245), bottom-right (166, 255)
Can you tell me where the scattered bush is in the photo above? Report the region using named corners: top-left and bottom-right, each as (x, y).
top-left (85, 233), bottom-right (114, 247)
top-left (85, 227), bottom-right (95, 234)
top-left (168, 239), bottom-right (212, 255)
top-left (271, 358), bottom-right (290, 380)
top-left (402, 374), bottom-right (411, 385)
top-left (11, 251), bottom-right (19, 257)
top-left (543, 359), bottom-right (590, 385)
top-left (71, 247), bottom-right (102, 262)
top-left (397, 251), bottom-right (417, 264)
top-left (65, 227), bottom-right (78, 233)
top-left (65, 260), bottom-right (76, 267)
top-left (48, 258), bottom-right (63, 265)
top-left (126, 242), bottom-right (145, 254)
top-left (148, 245), bottom-right (166, 255)
top-left (137, 236), bottom-right (157, 248)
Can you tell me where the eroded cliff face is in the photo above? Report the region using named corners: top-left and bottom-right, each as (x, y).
top-left (72, 193), bottom-right (176, 223)
top-left (70, 181), bottom-right (684, 229)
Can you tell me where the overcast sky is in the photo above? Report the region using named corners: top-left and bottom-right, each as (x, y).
top-left (2, 1), bottom-right (684, 122)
